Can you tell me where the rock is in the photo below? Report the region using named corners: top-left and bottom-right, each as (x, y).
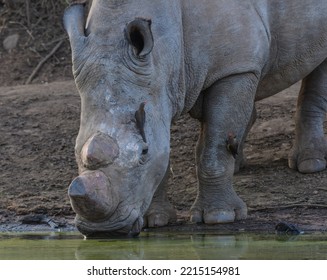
top-left (3, 33), bottom-right (19, 51)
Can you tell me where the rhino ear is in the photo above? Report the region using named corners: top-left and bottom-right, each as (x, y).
top-left (126, 18), bottom-right (153, 57)
top-left (63, 4), bottom-right (86, 37)
top-left (63, 3), bottom-right (86, 47)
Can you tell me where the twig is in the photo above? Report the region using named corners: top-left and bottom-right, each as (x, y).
top-left (8, 21), bottom-right (35, 40)
top-left (4, 0), bottom-right (15, 9)
top-left (42, 35), bottom-right (67, 48)
top-left (25, 39), bottom-right (64, 85)
top-left (25, 0), bottom-right (31, 28)
top-left (249, 203), bottom-right (327, 212)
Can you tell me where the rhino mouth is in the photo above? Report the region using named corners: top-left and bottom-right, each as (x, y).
top-left (75, 210), bottom-right (143, 238)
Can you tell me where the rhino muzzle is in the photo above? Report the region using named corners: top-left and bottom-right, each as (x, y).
top-left (74, 215), bottom-right (144, 238)
top-left (68, 168), bottom-right (144, 238)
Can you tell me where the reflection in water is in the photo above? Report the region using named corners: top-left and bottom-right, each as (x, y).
top-left (74, 233), bottom-right (250, 259)
top-left (0, 232), bottom-right (327, 260)
top-left (189, 234), bottom-right (249, 259)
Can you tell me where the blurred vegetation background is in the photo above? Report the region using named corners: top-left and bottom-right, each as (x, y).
top-left (0, 0), bottom-right (87, 85)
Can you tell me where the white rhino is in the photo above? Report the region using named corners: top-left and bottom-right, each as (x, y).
top-left (64, 0), bottom-right (327, 237)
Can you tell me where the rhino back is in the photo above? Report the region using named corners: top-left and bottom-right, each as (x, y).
top-left (81, 0), bottom-right (327, 112)
top-left (180, 0), bottom-right (327, 105)
top-left (257, 0), bottom-right (327, 99)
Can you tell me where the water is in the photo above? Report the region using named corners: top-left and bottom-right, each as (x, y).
top-left (0, 231), bottom-right (326, 260)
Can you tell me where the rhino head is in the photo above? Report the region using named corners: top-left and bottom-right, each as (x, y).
top-left (63, 2), bottom-right (183, 237)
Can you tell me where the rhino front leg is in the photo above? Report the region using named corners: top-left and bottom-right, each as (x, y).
top-left (190, 73), bottom-right (259, 224)
top-left (289, 60), bottom-right (327, 173)
top-left (144, 163), bottom-right (177, 227)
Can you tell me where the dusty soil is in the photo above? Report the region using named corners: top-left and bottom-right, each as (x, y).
top-left (1, 81), bottom-right (327, 234)
top-left (0, 1), bottom-right (327, 235)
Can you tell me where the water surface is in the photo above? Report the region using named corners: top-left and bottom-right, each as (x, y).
top-left (0, 231), bottom-right (326, 260)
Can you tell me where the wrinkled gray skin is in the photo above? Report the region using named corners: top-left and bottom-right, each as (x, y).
top-left (64, 0), bottom-right (327, 237)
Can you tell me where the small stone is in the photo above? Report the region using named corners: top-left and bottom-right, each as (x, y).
top-left (3, 33), bottom-right (19, 51)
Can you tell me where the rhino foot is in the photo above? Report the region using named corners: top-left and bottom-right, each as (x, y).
top-left (288, 138), bottom-right (327, 173)
top-left (190, 191), bottom-right (247, 224)
top-left (144, 200), bottom-right (177, 228)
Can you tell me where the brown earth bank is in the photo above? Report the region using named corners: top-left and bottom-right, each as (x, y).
top-left (1, 81), bottom-right (327, 234)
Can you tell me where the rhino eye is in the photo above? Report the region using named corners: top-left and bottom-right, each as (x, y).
top-left (139, 143), bottom-right (149, 165)
top-left (139, 148), bottom-right (148, 165)
top-left (142, 147), bottom-right (148, 155)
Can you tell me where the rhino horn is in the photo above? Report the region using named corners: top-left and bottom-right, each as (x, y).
top-left (80, 132), bottom-right (119, 169)
top-left (63, 3), bottom-right (86, 45)
top-left (68, 170), bottom-right (118, 221)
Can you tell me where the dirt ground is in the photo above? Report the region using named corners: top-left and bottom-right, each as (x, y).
top-left (1, 1), bottom-right (327, 234)
top-left (1, 81), bottom-right (327, 234)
